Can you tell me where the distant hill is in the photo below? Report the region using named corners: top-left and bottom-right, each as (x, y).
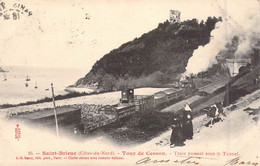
top-left (74, 17), bottom-right (222, 90)
top-left (0, 67), bottom-right (7, 72)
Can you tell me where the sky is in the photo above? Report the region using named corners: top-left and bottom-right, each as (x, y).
top-left (0, 0), bottom-right (259, 73)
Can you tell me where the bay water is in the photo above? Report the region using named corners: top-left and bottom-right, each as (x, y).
top-left (0, 66), bottom-right (87, 105)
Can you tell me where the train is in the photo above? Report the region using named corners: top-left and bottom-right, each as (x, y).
top-left (76, 87), bottom-right (185, 134)
top-left (118, 88), bottom-right (185, 113)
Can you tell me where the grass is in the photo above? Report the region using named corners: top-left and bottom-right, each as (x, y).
top-left (103, 111), bottom-right (177, 145)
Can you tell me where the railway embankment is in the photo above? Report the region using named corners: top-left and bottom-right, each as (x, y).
top-left (101, 67), bottom-right (260, 145)
top-left (102, 88), bottom-right (260, 146)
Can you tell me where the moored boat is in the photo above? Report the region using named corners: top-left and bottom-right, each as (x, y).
top-left (35, 81), bottom-right (38, 89)
top-left (26, 75), bottom-right (30, 81)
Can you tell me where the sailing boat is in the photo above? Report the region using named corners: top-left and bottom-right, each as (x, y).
top-left (24, 57), bottom-right (30, 82)
top-left (26, 75), bottom-right (30, 81)
top-left (34, 81), bottom-right (38, 89)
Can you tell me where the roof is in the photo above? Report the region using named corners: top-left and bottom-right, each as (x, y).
top-left (115, 103), bottom-right (135, 110)
top-left (163, 88), bottom-right (182, 94)
top-left (134, 95), bottom-right (153, 100)
top-left (163, 89), bottom-right (177, 94)
top-left (12, 107), bottom-right (80, 120)
top-left (154, 91), bottom-right (166, 99)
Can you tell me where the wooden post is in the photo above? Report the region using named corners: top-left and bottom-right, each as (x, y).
top-left (202, 77), bottom-right (204, 96)
top-left (233, 59), bottom-right (235, 76)
top-left (51, 83), bottom-right (59, 138)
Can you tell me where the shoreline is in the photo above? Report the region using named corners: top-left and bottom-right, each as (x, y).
top-left (0, 85), bottom-right (175, 109)
top-left (0, 88), bottom-right (170, 119)
top-left (0, 89), bottom-right (111, 109)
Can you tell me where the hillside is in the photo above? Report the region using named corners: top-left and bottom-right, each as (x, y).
top-left (74, 17), bottom-right (222, 90)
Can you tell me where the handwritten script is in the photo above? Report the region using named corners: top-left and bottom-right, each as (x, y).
top-left (136, 156), bottom-right (214, 165)
top-left (224, 157), bottom-right (259, 166)
top-left (136, 156), bottom-right (259, 166)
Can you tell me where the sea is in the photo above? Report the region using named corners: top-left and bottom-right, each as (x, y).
top-left (0, 66), bottom-right (88, 105)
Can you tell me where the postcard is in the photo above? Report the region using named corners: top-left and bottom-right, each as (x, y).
top-left (0, 0), bottom-right (259, 165)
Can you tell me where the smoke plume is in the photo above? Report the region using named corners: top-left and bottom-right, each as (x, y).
top-left (185, 4), bottom-right (260, 76)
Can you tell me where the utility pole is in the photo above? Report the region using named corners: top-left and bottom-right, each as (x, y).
top-left (224, 0), bottom-right (229, 107)
top-left (51, 83), bottom-right (59, 138)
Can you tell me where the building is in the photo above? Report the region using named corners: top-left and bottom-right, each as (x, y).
top-left (170, 10), bottom-right (181, 24)
top-left (12, 107), bottom-right (81, 128)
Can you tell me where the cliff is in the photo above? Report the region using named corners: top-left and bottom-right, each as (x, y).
top-left (74, 17), bottom-right (222, 90)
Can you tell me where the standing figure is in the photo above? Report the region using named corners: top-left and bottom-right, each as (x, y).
top-left (170, 118), bottom-right (185, 148)
top-left (182, 104), bottom-right (193, 140)
top-left (216, 101), bottom-right (226, 120)
top-left (207, 104), bottom-right (219, 127)
top-left (205, 103), bottom-right (226, 127)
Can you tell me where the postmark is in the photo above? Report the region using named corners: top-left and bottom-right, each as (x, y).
top-left (0, 1), bottom-right (32, 20)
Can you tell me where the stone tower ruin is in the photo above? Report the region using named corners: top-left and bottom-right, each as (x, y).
top-left (170, 10), bottom-right (181, 24)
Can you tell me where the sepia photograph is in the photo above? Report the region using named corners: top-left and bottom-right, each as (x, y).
top-left (0, 0), bottom-right (259, 165)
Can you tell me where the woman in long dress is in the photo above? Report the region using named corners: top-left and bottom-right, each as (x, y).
top-left (170, 118), bottom-right (185, 147)
top-left (182, 104), bottom-right (193, 140)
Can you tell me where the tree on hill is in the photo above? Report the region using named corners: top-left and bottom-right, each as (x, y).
top-left (75, 16), bottom-right (222, 90)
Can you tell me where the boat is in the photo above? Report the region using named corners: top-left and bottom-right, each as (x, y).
top-left (35, 81), bottom-right (38, 89)
top-left (26, 75), bottom-right (30, 81)
top-left (25, 82), bottom-right (28, 87)
top-left (3, 73), bottom-right (7, 81)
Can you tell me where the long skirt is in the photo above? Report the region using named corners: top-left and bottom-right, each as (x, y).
top-left (182, 122), bottom-right (193, 139)
top-left (170, 127), bottom-right (185, 146)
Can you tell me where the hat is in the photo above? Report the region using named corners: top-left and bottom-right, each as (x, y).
top-left (184, 104), bottom-right (192, 112)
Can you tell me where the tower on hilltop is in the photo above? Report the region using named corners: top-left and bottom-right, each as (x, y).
top-left (170, 10), bottom-right (181, 24)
